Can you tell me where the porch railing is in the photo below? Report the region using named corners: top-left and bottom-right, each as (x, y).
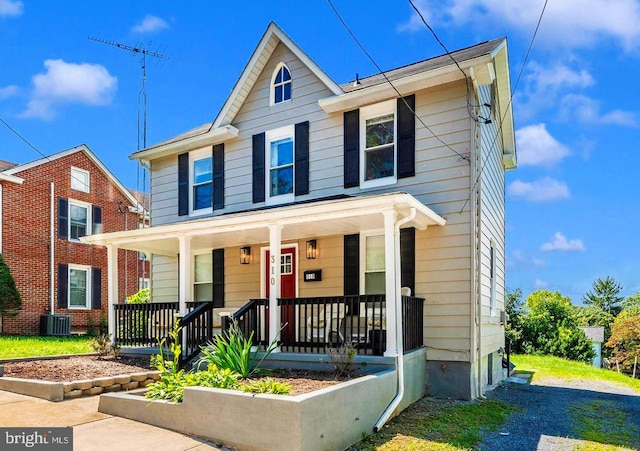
top-left (222, 298), bottom-right (269, 347)
top-left (177, 301), bottom-right (215, 367)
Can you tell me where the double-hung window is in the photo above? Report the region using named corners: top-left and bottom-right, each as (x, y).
top-left (193, 253), bottom-right (213, 302)
top-left (362, 233), bottom-right (385, 294)
top-left (69, 264), bottom-right (91, 309)
top-left (361, 100), bottom-right (396, 187)
top-left (190, 150), bottom-right (213, 214)
top-left (69, 200), bottom-right (91, 240)
top-left (266, 125), bottom-right (294, 204)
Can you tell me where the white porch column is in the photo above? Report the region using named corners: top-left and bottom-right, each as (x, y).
top-left (382, 210), bottom-right (400, 357)
top-left (268, 224), bottom-right (282, 349)
top-left (178, 236), bottom-right (192, 315)
top-left (106, 244), bottom-right (119, 341)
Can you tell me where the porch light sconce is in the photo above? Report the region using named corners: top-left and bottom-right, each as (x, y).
top-left (306, 239), bottom-right (317, 259)
top-left (240, 246), bottom-right (251, 265)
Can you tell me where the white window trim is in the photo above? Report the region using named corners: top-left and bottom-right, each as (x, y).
top-left (189, 148), bottom-right (213, 216)
top-left (68, 199), bottom-right (92, 242)
top-left (192, 251), bottom-right (213, 301)
top-left (68, 264), bottom-right (91, 310)
top-left (270, 62), bottom-right (292, 106)
top-left (71, 166), bottom-right (90, 193)
top-left (490, 240), bottom-right (497, 316)
top-left (360, 100), bottom-right (397, 189)
top-left (265, 124), bottom-right (295, 206)
top-left (359, 230), bottom-right (385, 295)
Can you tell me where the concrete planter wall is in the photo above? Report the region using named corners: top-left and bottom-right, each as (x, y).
top-left (99, 348), bottom-right (426, 451)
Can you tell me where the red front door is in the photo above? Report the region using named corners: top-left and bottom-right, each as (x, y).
top-left (265, 248), bottom-right (297, 342)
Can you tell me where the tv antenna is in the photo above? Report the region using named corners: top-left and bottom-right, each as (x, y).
top-left (88, 36), bottom-right (169, 151)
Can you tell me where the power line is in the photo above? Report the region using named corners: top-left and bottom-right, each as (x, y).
top-left (406, 0), bottom-right (480, 122)
top-left (459, 0), bottom-right (549, 213)
top-left (326, 0), bottom-right (470, 162)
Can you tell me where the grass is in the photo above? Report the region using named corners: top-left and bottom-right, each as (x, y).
top-left (0, 335), bottom-right (94, 359)
top-left (511, 354), bottom-right (640, 393)
top-left (568, 400), bottom-right (638, 450)
top-left (355, 398), bottom-right (516, 451)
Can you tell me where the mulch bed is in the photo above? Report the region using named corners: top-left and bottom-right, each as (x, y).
top-left (1, 356), bottom-right (354, 395)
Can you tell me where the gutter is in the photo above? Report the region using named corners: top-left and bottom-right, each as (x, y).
top-left (374, 207), bottom-right (416, 432)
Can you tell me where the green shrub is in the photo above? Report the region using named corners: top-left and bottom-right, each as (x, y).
top-left (196, 320), bottom-right (279, 378)
top-left (0, 254), bottom-right (21, 317)
top-left (86, 317), bottom-right (97, 337)
top-left (242, 377), bottom-right (291, 394)
top-left (327, 342), bottom-right (357, 378)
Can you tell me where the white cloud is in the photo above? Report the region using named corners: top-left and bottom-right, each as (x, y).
top-left (525, 62), bottom-right (595, 93)
top-left (0, 85), bottom-right (19, 99)
top-left (541, 232), bottom-right (585, 252)
top-left (21, 60), bottom-right (117, 119)
top-left (534, 279), bottom-right (549, 288)
top-left (132, 15), bottom-right (169, 33)
top-left (399, 0), bottom-right (640, 51)
top-left (0, 0), bottom-right (23, 17)
top-left (507, 177), bottom-right (570, 202)
top-left (516, 124), bottom-right (570, 167)
top-left (560, 94), bottom-right (637, 127)
top-left (510, 250), bottom-right (546, 269)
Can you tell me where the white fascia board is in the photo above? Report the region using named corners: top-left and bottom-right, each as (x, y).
top-left (0, 173), bottom-right (24, 184)
top-left (130, 125), bottom-right (240, 163)
top-left (82, 193), bottom-right (446, 248)
top-left (318, 54), bottom-right (493, 114)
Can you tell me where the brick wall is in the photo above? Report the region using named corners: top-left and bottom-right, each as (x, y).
top-left (1, 150), bottom-right (148, 335)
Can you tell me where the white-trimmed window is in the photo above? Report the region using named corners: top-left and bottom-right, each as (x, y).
top-left (69, 264), bottom-right (91, 309)
top-left (190, 149), bottom-right (213, 215)
top-left (490, 240), bottom-right (496, 314)
top-left (193, 253), bottom-right (213, 302)
top-left (271, 63), bottom-right (291, 105)
top-left (362, 233), bottom-right (385, 294)
top-left (71, 167), bottom-right (90, 193)
top-left (360, 100), bottom-right (396, 188)
top-left (266, 125), bottom-right (294, 204)
top-left (69, 200), bottom-right (91, 241)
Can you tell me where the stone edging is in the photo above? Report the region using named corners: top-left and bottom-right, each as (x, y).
top-left (0, 371), bottom-right (160, 402)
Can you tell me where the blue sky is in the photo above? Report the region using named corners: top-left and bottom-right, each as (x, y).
top-left (1, 0), bottom-right (639, 303)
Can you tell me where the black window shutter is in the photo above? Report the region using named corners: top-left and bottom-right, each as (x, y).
top-left (343, 234), bottom-right (360, 296)
top-left (343, 109), bottom-right (360, 188)
top-left (91, 267), bottom-right (102, 309)
top-left (294, 121), bottom-right (310, 196)
top-left (92, 205), bottom-right (102, 234)
top-left (400, 227), bottom-right (416, 296)
top-left (58, 264), bottom-right (68, 308)
top-left (212, 144), bottom-right (225, 210)
top-left (397, 95), bottom-right (416, 179)
top-left (212, 249), bottom-right (224, 308)
top-left (252, 133), bottom-right (266, 203)
top-left (178, 152), bottom-right (189, 216)
top-left (58, 198), bottom-right (68, 239)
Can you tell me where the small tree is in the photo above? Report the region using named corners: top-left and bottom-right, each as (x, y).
top-left (583, 276), bottom-right (624, 317)
top-left (505, 288), bottom-right (524, 351)
top-left (0, 254), bottom-right (21, 317)
top-left (606, 314), bottom-right (640, 371)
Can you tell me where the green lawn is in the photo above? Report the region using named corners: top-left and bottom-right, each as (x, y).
top-left (511, 354), bottom-right (640, 393)
top-left (0, 335), bottom-right (94, 359)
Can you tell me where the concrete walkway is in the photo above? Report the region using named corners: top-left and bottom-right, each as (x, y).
top-left (0, 390), bottom-right (225, 451)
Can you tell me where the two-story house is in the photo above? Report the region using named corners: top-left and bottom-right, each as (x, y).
top-left (84, 23), bottom-right (516, 400)
top-left (0, 145), bottom-right (148, 335)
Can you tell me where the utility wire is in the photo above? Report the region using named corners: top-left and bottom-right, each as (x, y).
top-left (407, 0), bottom-right (479, 122)
top-left (327, 0), bottom-right (470, 162)
top-left (459, 0), bottom-right (549, 213)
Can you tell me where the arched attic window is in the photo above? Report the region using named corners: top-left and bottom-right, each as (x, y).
top-left (271, 63), bottom-right (291, 105)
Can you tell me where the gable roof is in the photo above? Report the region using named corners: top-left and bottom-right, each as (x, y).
top-left (4, 144), bottom-right (144, 210)
top-left (130, 22), bottom-right (342, 163)
top-left (0, 160), bottom-right (17, 171)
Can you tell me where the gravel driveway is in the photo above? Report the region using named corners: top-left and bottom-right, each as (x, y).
top-left (480, 375), bottom-right (640, 450)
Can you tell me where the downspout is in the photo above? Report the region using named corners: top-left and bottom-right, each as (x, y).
top-left (374, 207), bottom-right (416, 432)
top-left (50, 182), bottom-right (55, 315)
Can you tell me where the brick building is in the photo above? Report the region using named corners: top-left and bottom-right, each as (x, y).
top-left (0, 145), bottom-right (148, 334)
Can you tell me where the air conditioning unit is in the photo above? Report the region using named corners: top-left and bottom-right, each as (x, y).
top-left (40, 314), bottom-right (71, 336)
top-left (499, 310), bottom-right (509, 325)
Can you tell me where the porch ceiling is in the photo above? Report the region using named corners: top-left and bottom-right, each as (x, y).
top-left (82, 192), bottom-right (446, 255)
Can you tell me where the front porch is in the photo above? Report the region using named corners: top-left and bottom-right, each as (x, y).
top-left (114, 294), bottom-right (425, 364)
